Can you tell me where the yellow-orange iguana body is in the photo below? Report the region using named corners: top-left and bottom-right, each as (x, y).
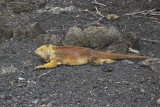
top-left (35, 45), bottom-right (152, 69)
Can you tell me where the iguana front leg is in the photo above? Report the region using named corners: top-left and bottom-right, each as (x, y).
top-left (36, 60), bottom-right (60, 69)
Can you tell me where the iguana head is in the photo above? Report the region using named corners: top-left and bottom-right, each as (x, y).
top-left (35, 45), bottom-right (55, 62)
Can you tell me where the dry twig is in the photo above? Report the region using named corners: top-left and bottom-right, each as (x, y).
top-left (141, 38), bottom-right (160, 43)
top-left (125, 9), bottom-right (156, 15)
top-left (152, 21), bottom-right (160, 24)
top-left (94, 6), bottom-right (106, 22)
top-left (92, 0), bottom-right (106, 6)
top-left (125, 8), bottom-right (160, 23)
top-left (95, 6), bottom-right (105, 17)
top-left (1, 1), bottom-right (27, 4)
top-left (37, 70), bottom-right (53, 78)
top-left (135, 16), bottom-right (160, 21)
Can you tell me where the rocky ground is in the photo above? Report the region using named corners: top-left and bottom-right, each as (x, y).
top-left (0, 0), bottom-right (160, 106)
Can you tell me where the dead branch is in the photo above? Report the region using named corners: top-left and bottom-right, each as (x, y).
top-left (134, 16), bottom-right (160, 21)
top-left (152, 21), bottom-right (160, 24)
top-left (125, 9), bottom-right (156, 15)
top-left (86, 10), bottom-right (100, 19)
top-left (37, 70), bottom-right (53, 78)
top-left (95, 6), bottom-right (105, 17)
top-left (150, 12), bottom-right (160, 16)
top-left (83, 6), bottom-right (106, 22)
top-left (86, 6), bottom-right (119, 22)
top-left (94, 6), bottom-right (106, 22)
top-left (92, 0), bottom-right (106, 6)
top-left (125, 8), bottom-right (160, 23)
top-left (1, 1), bottom-right (27, 4)
top-left (141, 38), bottom-right (160, 43)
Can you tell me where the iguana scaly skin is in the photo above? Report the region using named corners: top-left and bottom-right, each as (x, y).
top-left (35, 45), bottom-right (152, 69)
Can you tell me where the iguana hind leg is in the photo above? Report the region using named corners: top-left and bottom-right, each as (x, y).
top-left (89, 56), bottom-right (116, 65)
top-left (105, 59), bottom-right (116, 63)
top-left (36, 60), bottom-right (60, 69)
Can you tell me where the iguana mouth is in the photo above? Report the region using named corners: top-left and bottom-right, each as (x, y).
top-left (35, 49), bottom-right (40, 55)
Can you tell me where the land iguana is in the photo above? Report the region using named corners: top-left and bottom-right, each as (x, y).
top-left (35, 45), bottom-right (152, 69)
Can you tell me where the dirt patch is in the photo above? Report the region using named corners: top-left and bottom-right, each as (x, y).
top-left (0, 65), bottom-right (18, 74)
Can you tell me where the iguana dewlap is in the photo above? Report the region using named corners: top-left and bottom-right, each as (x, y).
top-left (35, 45), bottom-right (151, 69)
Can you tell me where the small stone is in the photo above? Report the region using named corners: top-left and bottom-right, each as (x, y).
top-left (4, 95), bottom-right (12, 100)
top-left (18, 77), bottom-right (25, 80)
top-left (101, 63), bottom-right (114, 72)
top-left (139, 58), bottom-right (160, 73)
top-left (140, 88), bottom-right (145, 93)
top-left (107, 14), bottom-right (119, 21)
top-left (121, 59), bottom-right (134, 64)
top-left (157, 99), bottom-right (160, 105)
top-left (41, 104), bottom-right (46, 107)
top-left (32, 99), bottom-right (39, 104)
top-left (80, 81), bottom-right (85, 85)
top-left (47, 101), bottom-right (53, 107)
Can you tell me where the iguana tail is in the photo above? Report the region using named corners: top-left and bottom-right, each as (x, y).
top-left (95, 50), bottom-right (152, 60)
